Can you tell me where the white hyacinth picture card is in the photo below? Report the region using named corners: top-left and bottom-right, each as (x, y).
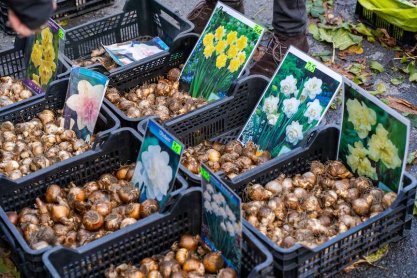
top-left (339, 78), bottom-right (410, 193)
top-left (132, 119), bottom-right (184, 206)
top-left (201, 165), bottom-right (242, 273)
top-left (62, 67), bottom-right (108, 143)
top-left (238, 46), bottom-right (342, 157)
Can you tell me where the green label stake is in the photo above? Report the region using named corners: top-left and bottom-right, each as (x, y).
top-left (201, 167), bottom-right (210, 182)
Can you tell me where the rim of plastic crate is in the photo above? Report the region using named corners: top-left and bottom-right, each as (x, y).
top-left (42, 187), bottom-right (274, 278)
top-left (0, 128), bottom-right (189, 259)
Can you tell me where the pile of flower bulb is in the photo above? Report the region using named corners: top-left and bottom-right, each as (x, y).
top-left (243, 160), bottom-right (397, 249)
top-left (73, 48), bottom-right (117, 70)
top-left (182, 140), bottom-right (271, 179)
top-left (0, 110), bottom-right (92, 180)
top-left (105, 68), bottom-right (207, 121)
top-left (0, 77), bottom-right (33, 107)
top-left (7, 165), bottom-right (160, 250)
top-left (104, 234), bottom-right (237, 278)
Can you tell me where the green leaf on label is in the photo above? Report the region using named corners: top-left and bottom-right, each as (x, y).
top-left (390, 77), bottom-right (404, 85)
top-left (370, 83), bottom-right (386, 96)
top-left (171, 141), bottom-right (182, 155)
top-left (200, 167), bottom-right (210, 182)
top-left (370, 61), bottom-right (384, 73)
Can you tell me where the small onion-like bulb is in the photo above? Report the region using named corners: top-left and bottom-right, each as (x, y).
top-left (83, 210), bottom-right (104, 231)
top-left (352, 198), bottom-right (370, 216)
top-left (175, 248), bottom-right (189, 265)
top-left (182, 258), bottom-right (205, 276)
top-left (265, 179), bottom-right (282, 196)
top-left (203, 252), bottom-right (224, 273)
top-left (382, 192), bottom-right (397, 209)
top-left (125, 203), bottom-right (141, 220)
top-left (179, 234), bottom-right (199, 251)
top-left (140, 199), bottom-right (159, 218)
top-left (120, 217), bottom-right (137, 228)
top-left (218, 268), bottom-right (238, 278)
top-left (104, 213), bottom-right (122, 231)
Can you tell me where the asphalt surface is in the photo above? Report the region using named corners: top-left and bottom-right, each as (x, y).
top-left (0, 0), bottom-right (417, 277)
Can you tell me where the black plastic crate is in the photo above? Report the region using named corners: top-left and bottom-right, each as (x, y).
top-left (355, 1), bottom-right (417, 47)
top-left (62, 0), bottom-right (194, 89)
top-left (0, 37), bottom-right (71, 113)
top-left (42, 187), bottom-right (273, 278)
top-left (0, 128), bottom-right (189, 278)
top-left (0, 77), bottom-right (120, 183)
top-left (137, 75), bottom-right (270, 185)
top-left (0, 0), bottom-right (115, 34)
top-left (227, 125), bottom-right (417, 278)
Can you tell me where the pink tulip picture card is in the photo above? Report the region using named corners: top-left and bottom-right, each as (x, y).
top-left (62, 67), bottom-right (109, 143)
top-left (339, 78), bottom-right (410, 193)
top-left (201, 164), bottom-right (242, 274)
top-left (24, 19), bottom-right (65, 94)
top-left (132, 119), bottom-right (184, 206)
top-left (238, 46), bottom-right (342, 158)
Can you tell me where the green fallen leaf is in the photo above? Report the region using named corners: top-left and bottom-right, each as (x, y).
top-left (390, 77), bottom-right (404, 85)
top-left (353, 23), bottom-right (375, 42)
top-left (364, 245), bottom-right (389, 264)
top-left (307, 0), bottom-right (325, 18)
top-left (410, 72), bottom-right (417, 82)
top-left (414, 201), bottom-right (417, 216)
top-left (370, 61), bottom-right (384, 73)
top-left (370, 83), bottom-right (386, 96)
top-left (312, 50), bottom-right (332, 63)
top-left (309, 23), bottom-right (363, 50)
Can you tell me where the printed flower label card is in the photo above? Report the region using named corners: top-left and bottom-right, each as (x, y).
top-left (179, 2), bottom-right (264, 101)
top-left (132, 119), bottom-right (184, 206)
top-left (201, 165), bottom-right (242, 273)
top-left (238, 46), bottom-right (342, 158)
top-left (62, 67), bottom-right (109, 143)
top-left (24, 19), bottom-right (65, 94)
top-left (338, 78), bottom-right (410, 193)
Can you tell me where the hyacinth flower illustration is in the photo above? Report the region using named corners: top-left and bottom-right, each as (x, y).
top-left (202, 173), bottom-right (242, 270)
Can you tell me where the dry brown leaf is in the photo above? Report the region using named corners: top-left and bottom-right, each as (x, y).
top-left (384, 96), bottom-right (417, 114)
top-left (339, 45), bottom-right (364, 58)
top-left (377, 28), bottom-right (397, 47)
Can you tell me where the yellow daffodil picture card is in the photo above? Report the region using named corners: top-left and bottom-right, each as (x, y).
top-left (179, 2), bottom-right (264, 101)
top-left (339, 78), bottom-right (410, 193)
top-left (24, 19), bottom-right (65, 94)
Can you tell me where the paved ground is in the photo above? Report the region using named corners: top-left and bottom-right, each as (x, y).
top-left (0, 0), bottom-right (417, 277)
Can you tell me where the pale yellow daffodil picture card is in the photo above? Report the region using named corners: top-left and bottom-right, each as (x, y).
top-left (339, 78), bottom-right (410, 193)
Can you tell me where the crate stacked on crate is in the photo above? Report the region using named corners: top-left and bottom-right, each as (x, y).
top-left (355, 0), bottom-right (417, 46)
top-left (42, 187), bottom-right (274, 278)
top-left (0, 38), bottom-right (71, 112)
top-left (0, 0), bottom-right (115, 35)
top-left (62, 0), bottom-right (194, 91)
top-left (137, 74), bottom-right (270, 185)
top-left (224, 125), bottom-right (417, 277)
top-left (0, 128), bottom-right (189, 277)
